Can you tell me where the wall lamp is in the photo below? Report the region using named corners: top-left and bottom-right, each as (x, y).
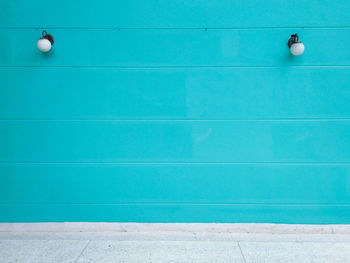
top-left (288, 34), bottom-right (304, 56)
top-left (37, 31), bottom-right (54, 52)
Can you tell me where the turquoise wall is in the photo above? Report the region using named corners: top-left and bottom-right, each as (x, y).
top-left (1, 0), bottom-right (350, 223)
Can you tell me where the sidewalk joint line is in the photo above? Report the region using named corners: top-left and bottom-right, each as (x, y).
top-left (74, 240), bottom-right (90, 263)
top-left (238, 241), bottom-right (247, 263)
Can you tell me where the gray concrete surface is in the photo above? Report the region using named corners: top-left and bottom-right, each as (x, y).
top-left (1, 223), bottom-right (350, 234)
top-left (1, 231), bottom-right (350, 263)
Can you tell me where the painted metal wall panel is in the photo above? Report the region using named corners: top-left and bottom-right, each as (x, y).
top-left (0, 1), bottom-right (349, 223)
top-left (0, 164), bottom-right (349, 204)
top-left (0, 120), bottom-right (350, 163)
top-left (1, 29), bottom-right (350, 66)
top-left (1, 67), bottom-right (350, 120)
top-left (1, 0), bottom-right (349, 28)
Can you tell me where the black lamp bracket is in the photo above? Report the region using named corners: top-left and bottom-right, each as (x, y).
top-left (288, 33), bottom-right (300, 48)
top-left (41, 30), bottom-right (54, 45)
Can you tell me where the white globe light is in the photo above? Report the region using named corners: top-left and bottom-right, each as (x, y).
top-left (37, 38), bottom-right (52, 52)
top-left (290, 42), bottom-right (305, 56)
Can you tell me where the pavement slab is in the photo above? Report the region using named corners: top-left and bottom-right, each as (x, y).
top-left (0, 232), bottom-right (350, 263)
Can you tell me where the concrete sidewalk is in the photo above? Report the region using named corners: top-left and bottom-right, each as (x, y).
top-left (1, 231), bottom-right (350, 263)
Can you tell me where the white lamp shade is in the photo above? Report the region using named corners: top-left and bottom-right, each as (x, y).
top-left (37, 38), bottom-right (52, 52)
top-left (290, 42), bottom-right (305, 56)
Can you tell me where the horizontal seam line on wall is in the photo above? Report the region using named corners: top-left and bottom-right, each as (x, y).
top-left (1, 119), bottom-right (350, 122)
top-left (1, 203), bottom-right (350, 206)
top-left (2, 26), bottom-right (350, 30)
top-left (1, 66), bottom-right (350, 69)
top-left (1, 162), bottom-right (350, 165)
